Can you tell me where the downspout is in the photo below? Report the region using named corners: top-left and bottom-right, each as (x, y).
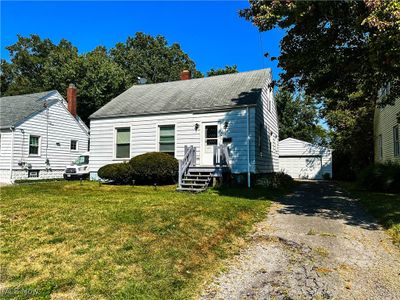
top-left (45, 103), bottom-right (50, 169)
top-left (247, 107), bottom-right (251, 188)
top-left (9, 127), bottom-right (15, 182)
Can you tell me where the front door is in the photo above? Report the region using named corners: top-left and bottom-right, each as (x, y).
top-left (201, 123), bottom-right (219, 165)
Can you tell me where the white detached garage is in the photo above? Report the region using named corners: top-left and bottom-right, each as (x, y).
top-left (279, 138), bottom-right (333, 180)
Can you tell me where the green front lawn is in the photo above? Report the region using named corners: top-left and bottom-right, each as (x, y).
top-left (343, 184), bottom-right (400, 246)
top-left (0, 181), bottom-right (275, 299)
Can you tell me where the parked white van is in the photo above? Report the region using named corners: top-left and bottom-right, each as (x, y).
top-left (63, 152), bottom-right (90, 180)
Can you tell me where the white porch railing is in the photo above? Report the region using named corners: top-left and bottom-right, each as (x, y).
top-left (178, 146), bottom-right (196, 188)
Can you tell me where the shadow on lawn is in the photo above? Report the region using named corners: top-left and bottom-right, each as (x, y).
top-left (213, 186), bottom-right (289, 202)
top-left (216, 181), bottom-right (385, 231)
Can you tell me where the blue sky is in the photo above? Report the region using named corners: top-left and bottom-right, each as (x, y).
top-left (1, 1), bottom-right (284, 80)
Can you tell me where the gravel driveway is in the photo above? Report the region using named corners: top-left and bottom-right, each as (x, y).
top-left (200, 181), bottom-right (400, 300)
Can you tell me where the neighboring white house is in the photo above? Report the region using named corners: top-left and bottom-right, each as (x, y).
top-left (89, 69), bottom-right (279, 187)
top-left (374, 95), bottom-right (400, 164)
top-left (279, 138), bottom-right (333, 180)
top-left (0, 85), bottom-right (89, 183)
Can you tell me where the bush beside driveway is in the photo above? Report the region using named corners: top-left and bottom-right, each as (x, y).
top-left (342, 183), bottom-right (400, 246)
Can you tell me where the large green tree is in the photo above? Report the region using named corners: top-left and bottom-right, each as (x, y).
top-left (110, 32), bottom-right (203, 85)
top-left (74, 47), bottom-right (127, 122)
top-left (276, 89), bottom-right (328, 145)
top-left (240, 0), bottom-right (400, 175)
top-left (1, 33), bottom-right (202, 123)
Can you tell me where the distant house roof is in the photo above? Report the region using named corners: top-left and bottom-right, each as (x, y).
top-left (0, 91), bottom-right (59, 129)
top-left (90, 68), bottom-right (271, 119)
top-left (279, 138), bottom-right (333, 156)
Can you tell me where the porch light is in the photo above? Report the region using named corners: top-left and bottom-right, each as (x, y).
top-left (194, 123), bottom-right (199, 131)
top-left (223, 121), bottom-right (229, 131)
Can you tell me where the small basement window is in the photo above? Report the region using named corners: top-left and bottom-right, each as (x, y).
top-left (70, 140), bottom-right (78, 151)
top-left (29, 136), bottom-right (40, 155)
top-left (28, 170), bottom-right (39, 178)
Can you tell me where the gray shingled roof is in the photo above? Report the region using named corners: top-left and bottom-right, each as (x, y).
top-left (90, 69), bottom-right (271, 119)
top-left (0, 91), bottom-right (58, 129)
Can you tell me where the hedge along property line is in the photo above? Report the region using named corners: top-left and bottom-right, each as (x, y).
top-left (98, 152), bottom-right (178, 185)
top-left (357, 161), bottom-right (400, 193)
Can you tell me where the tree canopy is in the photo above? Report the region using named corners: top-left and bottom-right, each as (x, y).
top-left (207, 65), bottom-right (238, 77)
top-left (276, 89), bottom-right (329, 146)
top-left (241, 0), bottom-right (400, 175)
top-left (0, 33), bottom-right (203, 123)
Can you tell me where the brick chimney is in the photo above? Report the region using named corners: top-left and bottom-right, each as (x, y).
top-left (67, 83), bottom-right (77, 117)
top-left (180, 70), bottom-right (191, 80)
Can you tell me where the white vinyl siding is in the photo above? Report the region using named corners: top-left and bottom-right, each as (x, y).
top-left (90, 108), bottom-right (256, 175)
top-left (255, 72), bottom-right (279, 173)
top-left (374, 98), bottom-right (400, 163)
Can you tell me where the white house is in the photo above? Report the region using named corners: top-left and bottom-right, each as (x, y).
top-left (279, 138), bottom-right (333, 180)
top-left (89, 69), bottom-right (279, 189)
top-left (0, 85), bottom-right (89, 183)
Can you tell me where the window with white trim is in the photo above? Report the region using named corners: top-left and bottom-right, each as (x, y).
top-left (70, 140), bottom-right (78, 151)
top-left (29, 135), bottom-right (40, 155)
top-left (393, 125), bottom-right (400, 157)
top-left (159, 125), bottom-right (175, 157)
top-left (115, 128), bottom-right (130, 159)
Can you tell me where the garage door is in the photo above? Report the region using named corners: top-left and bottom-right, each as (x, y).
top-left (279, 156), bottom-right (322, 179)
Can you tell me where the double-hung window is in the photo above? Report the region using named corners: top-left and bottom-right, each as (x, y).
top-left (115, 128), bottom-right (130, 159)
top-left (394, 125), bottom-right (400, 157)
top-left (159, 125), bottom-right (175, 157)
top-left (29, 136), bottom-right (40, 155)
top-left (70, 140), bottom-right (78, 151)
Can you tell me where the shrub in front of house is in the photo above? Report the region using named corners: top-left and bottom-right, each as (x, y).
top-left (97, 163), bottom-right (132, 184)
top-left (129, 152), bottom-right (178, 185)
top-left (255, 172), bottom-right (294, 190)
top-left (322, 173), bottom-right (331, 180)
top-left (357, 162), bottom-right (400, 193)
